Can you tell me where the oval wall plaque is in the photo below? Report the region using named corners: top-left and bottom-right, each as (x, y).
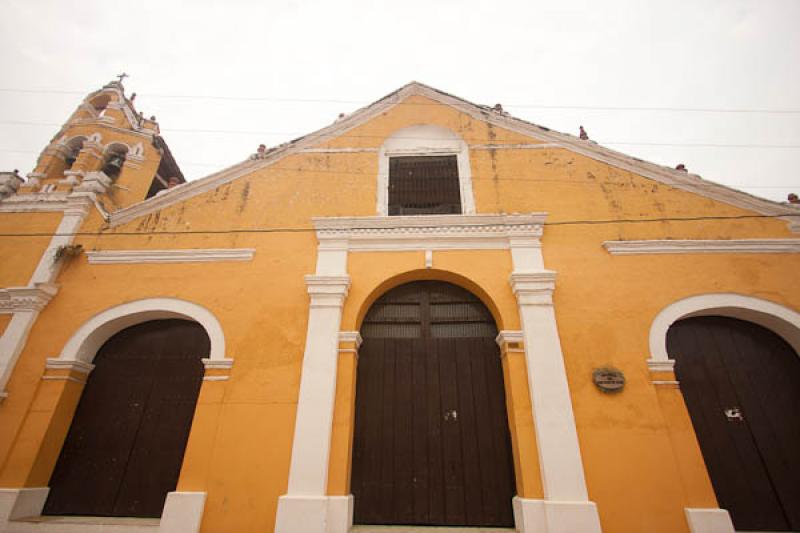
top-left (592, 367), bottom-right (625, 393)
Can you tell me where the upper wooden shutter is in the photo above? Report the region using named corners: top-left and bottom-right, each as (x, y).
top-left (388, 156), bottom-right (461, 215)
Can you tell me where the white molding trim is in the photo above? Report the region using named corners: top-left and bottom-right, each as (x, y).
top-left (684, 507), bottom-right (735, 533)
top-left (86, 248), bottom-right (256, 264)
top-left (0, 284), bottom-right (58, 313)
top-left (471, 142), bottom-right (561, 150)
top-left (305, 275), bottom-right (351, 308)
top-left (201, 357), bottom-right (234, 370)
top-left (647, 358), bottom-right (675, 373)
top-left (55, 298), bottom-right (227, 365)
top-left (0, 488), bottom-right (206, 533)
top-left (376, 124), bottom-right (475, 216)
top-left (496, 330), bottom-right (524, 346)
top-left (604, 239), bottom-right (800, 255)
top-left (510, 271), bottom-right (557, 306)
top-left (41, 375), bottom-right (88, 385)
top-left (44, 358), bottom-right (95, 374)
top-left (338, 331), bottom-right (363, 348)
top-left (649, 293), bottom-right (800, 363)
top-left (313, 213), bottom-right (546, 252)
top-left (300, 147), bottom-right (379, 153)
top-left (101, 81), bottom-right (799, 231)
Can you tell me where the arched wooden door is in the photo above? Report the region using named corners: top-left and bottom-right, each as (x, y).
top-left (352, 281), bottom-right (516, 527)
top-left (668, 316), bottom-right (800, 531)
top-left (43, 319), bottom-right (209, 518)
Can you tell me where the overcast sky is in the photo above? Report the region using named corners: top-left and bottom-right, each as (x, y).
top-left (1, 0), bottom-right (798, 202)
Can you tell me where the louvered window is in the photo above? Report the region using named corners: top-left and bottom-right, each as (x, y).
top-left (388, 155), bottom-right (461, 215)
top-left (361, 281), bottom-right (497, 339)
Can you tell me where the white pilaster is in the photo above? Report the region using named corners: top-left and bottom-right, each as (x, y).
top-left (275, 274), bottom-right (350, 533)
top-left (0, 194), bottom-right (91, 400)
top-left (508, 234), bottom-right (602, 532)
top-left (29, 194), bottom-right (92, 285)
top-left (0, 285), bottom-right (59, 399)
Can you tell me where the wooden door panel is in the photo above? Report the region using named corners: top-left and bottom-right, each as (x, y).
top-left (423, 338), bottom-right (446, 525)
top-left (352, 281), bottom-right (515, 527)
top-left (669, 317), bottom-right (800, 531)
top-left (44, 320), bottom-right (207, 518)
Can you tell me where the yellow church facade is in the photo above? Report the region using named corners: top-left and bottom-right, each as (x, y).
top-left (0, 81), bottom-right (798, 533)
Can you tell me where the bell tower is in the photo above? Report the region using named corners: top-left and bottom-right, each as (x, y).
top-left (19, 79), bottom-right (185, 209)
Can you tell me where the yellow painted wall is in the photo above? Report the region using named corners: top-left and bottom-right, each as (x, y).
top-left (0, 92), bottom-right (797, 533)
top-left (0, 212), bottom-right (62, 287)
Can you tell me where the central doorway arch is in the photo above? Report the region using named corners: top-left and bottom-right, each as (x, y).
top-left (351, 281), bottom-right (516, 527)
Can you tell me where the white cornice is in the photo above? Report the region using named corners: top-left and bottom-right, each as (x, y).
top-left (313, 214), bottom-right (546, 252)
top-left (100, 81), bottom-right (800, 232)
top-left (85, 248), bottom-right (256, 264)
top-left (603, 239), bottom-right (800, 255)
top-left (0, 192), bottom-right (69, 212)
top-left (0, 283), bottom-right (59, 313)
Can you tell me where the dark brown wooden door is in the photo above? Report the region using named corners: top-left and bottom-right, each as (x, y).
top-left (43, 319), bottom-right (208, 518)
top-left (668, 316), bottom-right (800, 531)
top-left (352, 281), bottom-right (515, 527)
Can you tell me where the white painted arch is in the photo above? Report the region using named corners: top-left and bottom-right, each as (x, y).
top-left (376, 124), bottom-right (475, 216)
top-left (55, 298), bottom-right (226, 364)
top-left (649, 293), bottom-right (800, 362)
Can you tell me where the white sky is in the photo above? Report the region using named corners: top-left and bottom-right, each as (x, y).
top-left (1, 0), bottom-right (798, 202)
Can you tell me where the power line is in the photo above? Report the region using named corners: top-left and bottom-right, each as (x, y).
top-left (1, 88), bottom-right (799, 114)
top-left (1, 121), bottom-right (799, 149)
top-left (0, 214), bottom-right (797, 239)
top-left (1, 148), bottom-right (796, 189)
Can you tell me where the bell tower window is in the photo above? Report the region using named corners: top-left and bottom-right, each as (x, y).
top-left (90, 94), bottom-right (111, 117)
top-left (102, 145), bottom-right (128, 179)
top-left (388, 155), bottom-right (461, 215)
top-left (63, 137), bottom-right (85, 170)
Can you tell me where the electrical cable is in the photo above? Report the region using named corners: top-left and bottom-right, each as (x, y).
top-left (0, 214), bottom-right (798, 239)
top-left (1, 88), bottom-right (799, 114)
top-left (1, 148), bottom-right (798, 189)
top-left (1, 121), bottom-right (799, 149)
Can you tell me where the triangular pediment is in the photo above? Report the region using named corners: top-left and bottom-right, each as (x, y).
top-left (108, 81), bottom-right (800, 230)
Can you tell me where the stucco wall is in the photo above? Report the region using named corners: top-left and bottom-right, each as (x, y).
top-left (0, 93), bottom-right (797, 533)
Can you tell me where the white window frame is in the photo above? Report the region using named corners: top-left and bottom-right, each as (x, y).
top-left (377, 125), bottom-right (475, 216)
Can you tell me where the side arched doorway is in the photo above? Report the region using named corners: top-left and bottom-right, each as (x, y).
top-left (43, 319), bottom-right (209, 518)
top-left (667, 316), bottom-right (800, 531)
top-left (351, 281), bottom-right (515, 527)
